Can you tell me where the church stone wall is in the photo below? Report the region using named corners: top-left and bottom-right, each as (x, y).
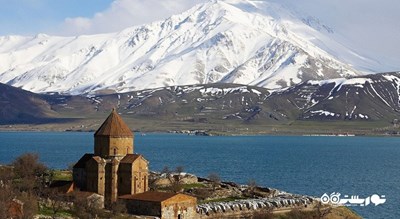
top-left (125, 200), bottom-right (161, 217)
top-left (162, 196), bottom-right (198, 219)
top-left (86, 158), bottom-right (105, 196)
top-left (162, 204), bottom-right (198, 219)
top-left (94, 136), bottom-right (134, 157)
top-left (132, 158), bottom-right (149, 193)
top-left (94, 136), bottom-right (109, 157)
top-left (73, 168), bottom-right (86, 190)
top-left (118, 163), bottom-right (132, 196)
top-left (104, 159), bottom-right (120, 204)
top-left (86, 159), bottom-right (99, 193)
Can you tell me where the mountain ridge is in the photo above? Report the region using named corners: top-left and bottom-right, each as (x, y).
top-left (1, 71), bottom-right (400, 135)
top-left (0, 0), bottom-right (380, 95)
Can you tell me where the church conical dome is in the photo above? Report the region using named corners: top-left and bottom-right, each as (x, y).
top-left (94, 108), bottom-right (133, 137)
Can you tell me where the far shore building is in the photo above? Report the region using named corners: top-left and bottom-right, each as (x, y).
top-left (73, 109), bottom-right (149, 205)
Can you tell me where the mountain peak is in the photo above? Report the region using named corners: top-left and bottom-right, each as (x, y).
top-left (0, 0), bottom-right (376, 94)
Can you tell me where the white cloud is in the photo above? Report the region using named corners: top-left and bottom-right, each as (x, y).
top-left (273, 0), bottom-right (400, 71)
top-left (58, 0), bottom-right (205, 36)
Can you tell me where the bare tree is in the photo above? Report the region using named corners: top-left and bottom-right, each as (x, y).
top-left (174, 166), bottom-right (185, 183)
top-left (43, 188), bottom-right (69, 219)
top-left (161, 166), bottom-right (173, 184)
top-left (175, 166), bottom-right (184, 174)
top-left (12, 153), bottom-right (47, 194)
top-left (72, 194), bottom-right (102, 219)
top-left (247, 179), bottom-right (257, 197)
top-left (148, 176), bottom-right (159, 191)
top-left (161, 166), bottom-right (170, 174)
top-left (0, 165), bottom-right (14, 183)
top-left (12, 153), bottom-right (47, 178)
top-left (0, 184), bottom-right (13, 219)
top-left (0, 154), bottom-right (48, 218)
top-left (208, 173), bottom-right (221, 191)
top-left (18, 192), bottom-right (39, 219)
top-left (0, 165), bottom-right (14, 217)
top-left (161, 166), bottom-right (185, 193)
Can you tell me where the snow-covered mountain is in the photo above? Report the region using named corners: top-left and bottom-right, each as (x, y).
top-left (0, 0), bottom-right (379, 94)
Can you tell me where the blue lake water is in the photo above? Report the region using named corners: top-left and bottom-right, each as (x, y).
top-left (0, 132), bottom-right (399, 218)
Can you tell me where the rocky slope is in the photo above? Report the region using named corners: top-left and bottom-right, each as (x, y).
top-left (1, 72), bottom-right (400, 133)
top-left (0, 83), bottom-right (57, 124)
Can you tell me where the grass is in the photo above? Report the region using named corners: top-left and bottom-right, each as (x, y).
top-left (331, 206), bottom-right (362, 219)
top-left (39, 206), bottom-right (73, 217)
top-left (200, 196), bottom-right (246, 204)
top-left (156, 183), bottom-right (207, 192)
top-left (52, 170), bottom-right (72, 181)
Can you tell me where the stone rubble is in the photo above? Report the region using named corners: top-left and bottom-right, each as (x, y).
top-left (196, 195), bottom-right (315, 215)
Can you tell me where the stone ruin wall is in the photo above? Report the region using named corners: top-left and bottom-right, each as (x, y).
top-left (197, 196), bottom-right (316, 218)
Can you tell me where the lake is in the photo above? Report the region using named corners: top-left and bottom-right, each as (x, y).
top-left (0, 132), bottom-right (399, 218)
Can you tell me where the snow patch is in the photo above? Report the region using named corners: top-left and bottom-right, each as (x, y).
top-left (310, 110), bottom-right (336, 117)
top-left (199, 86), bottom-right (250, 96)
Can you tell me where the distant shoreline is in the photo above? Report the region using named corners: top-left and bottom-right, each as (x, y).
top-left (0, 127), bottom-right (399, 137)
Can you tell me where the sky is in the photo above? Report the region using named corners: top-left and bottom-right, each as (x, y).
top-left (0, 0), bottom-right (203, 36)
top-left (0, 0), bottom-right (399, 71)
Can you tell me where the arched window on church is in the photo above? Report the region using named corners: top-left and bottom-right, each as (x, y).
top-left (114, 148), bottom-right (117, 155)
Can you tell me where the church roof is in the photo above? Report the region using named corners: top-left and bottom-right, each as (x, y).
top-left (120, 154), bottom-right (148, 164)
top-left (120, 154), bottom-right (141, 163)
top-left (119, 191), bottom-right (182, 202)
top-left (73, 154), bottom-right (94, 168)
top-left (94, 108), bottom-right (133, 137)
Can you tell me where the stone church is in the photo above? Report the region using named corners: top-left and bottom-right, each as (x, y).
top-left (73, 109), bottom-right (149, 204)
